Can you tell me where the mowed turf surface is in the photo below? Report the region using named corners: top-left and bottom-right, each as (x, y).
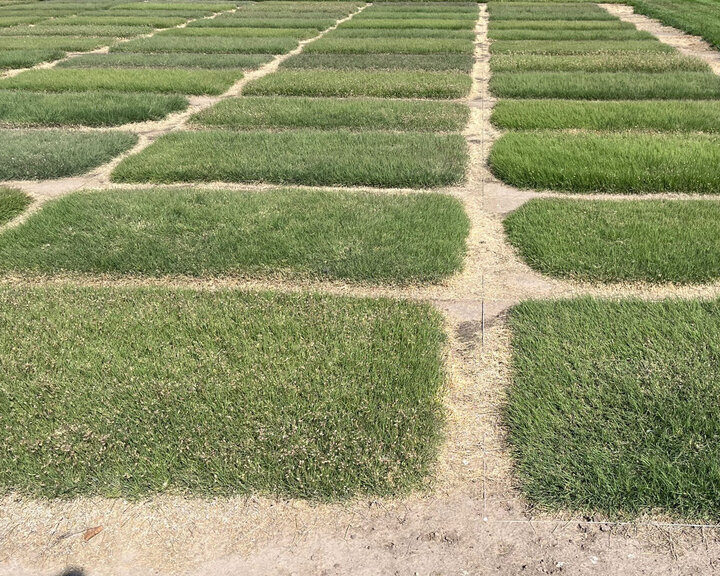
top-left (0, 187), bottom-right (29, 225)
top-left (111, 130), bottom-right (467, 188)
top-left (505, 198), bottom-right (720, 283)
top-left (0, 130), bottom-right (137, 180)
top-left (191, 96), bottom-right (470, 132)
top-left (508, 298), bottom-right (720, 520)
top-left (0, 188), bottom-right (470, 283)
top-left (0, 286), bottom-right (446, 498)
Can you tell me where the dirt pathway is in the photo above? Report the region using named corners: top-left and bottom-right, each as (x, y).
top-left (3, 5), bottom-right (720, 576)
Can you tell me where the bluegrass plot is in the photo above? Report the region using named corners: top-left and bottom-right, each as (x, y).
top-left (0, 286), bottom-right (446, 499)
top-left (508, 298), bottom-right (720, 520)
top-left (0, 188), bottom-right (469, 283)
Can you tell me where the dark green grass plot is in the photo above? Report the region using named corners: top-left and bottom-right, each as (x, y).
top-left (0, 90), bottom-right (188, 127)
top-left (489, 53), bottom-right (709, 73)
top-left (111, 130), bottom-right (467, 188)
top-left (191, 96), bottom-right (470, 132)
top-left (0, 130), bottom-right (137, 180)
top-left (111, 36), bottom-right (298, 54)
top-left (491, 100), bottom-right (720, 132)
top-left (507, 298), bottom-right (720, 520)
top-left (0, 286), bottom-right (446, 499)
top-left (305, 37), bottom-right (473, 54)
top-left (490, 132), bottom-right (720, 194)
top-left (0, 68), bottom-right (243, 96)
top-left (244, 70), bottom-right (472, 99)
top-left (0, 188), bottom-right (469, 283)
top-left (282, 53), bottom-right (474, 72)
top-left (629, 0), bottom-right (720, 49)
top-left (504, 198), bottom-right (720, 283)
top-left (489, 72), bottom-right (720, 100)
top-left (0, 187), bottom-right (29, 225)
top-left (490, 40), bottom-right (672, 55)
top-left (58, 53), bottom-right (273, 70)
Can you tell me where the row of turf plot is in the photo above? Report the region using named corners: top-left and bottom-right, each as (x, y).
top-left (110, 2), bottom-right (478, 188)
top-left (0, 2), bottom-right (365, 130)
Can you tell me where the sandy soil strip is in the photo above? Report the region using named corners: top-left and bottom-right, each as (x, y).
top-left (600, 3), bottom-right (720, 75)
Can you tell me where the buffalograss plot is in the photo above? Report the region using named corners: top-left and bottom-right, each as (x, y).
top-left (508, 298), bottom-right (720, 519)
top-left (0, 90), bottom-right (188, 127)
top-left (57, 53), bottom-right (272, 70)
top-left (489, 53), bottom-right (710, 73)
top-left (0, 49), bottom-right (65, 70)
top-left (282, 53), bottom-right (474, 72)
top-left (0, 188), bottom-right (469, 283)
top-left (492, 100), bottom-right (720, 132)
top-left (111, 130), bottom-right (467, 188)
top-left (191, 96), bottom-right (470, 132)
top-left (244, 70), bottom-right (472, 99)
top-left (489, 40), bottom-right (673, 54)
top-left (0, 286), bottom-right (445, 499)
top-left (490, 132), bottom-right (720, 194)
top-left (0, 130), bottom-right (137, 180)
top-left (489, 72), bottom-right (720, 100)
top-left (0, 187), bottom-right (29, 225)
top-left (111, 36), bottom-right (298, 54)
top-left (505, 198), bottom-right (720, 284)
top-left (305, 37), bottom-right (474, 55)
top-left (0, 68), bottom-right (243, 96)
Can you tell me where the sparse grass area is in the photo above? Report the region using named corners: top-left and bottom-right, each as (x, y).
top-left (492, 100), bottom-right (720, 131)
top-left (0, 90), bottom-right (188, 127)
top-left (111, 129), bottom-right (467, 188)
top-left (508, 298), bottom-right (720, 520)
top-left (490, 131), bottom-right (720, 194)
top-left (489, 72), bottom-right (720, 100)
top-left (488, 29), bottom-right (653, 40)
top-left (490, 53), bottom-right (709, 73)
top-left (0, 130), bottom-right (137, 180)
top-left (111, 36), bottom-right (298, 54)
top-left (191, 96), bottom-right (469, 132)
top-left (0, 48), bottom-right (65, 70)
top-left (0, 68), bottom-right (243, 96)
top-left (58, 53), bottom-right (272, 70)
top-left (490, 40), bottom-right (672, 54)
top-left (283, 52), bottom-right (474, 72)
top-left (244, 70), bottom-right (472, 99)
top-left (0, 188), bottom-right (469, 283)
top-left (0, 187), bottom-right (29, 225)
top-left (305, 37), bottom-right (474, 54)
top-left (504, 198), bottom-right (720, 283)
top-left (0, 286), bottom-right (445, 499)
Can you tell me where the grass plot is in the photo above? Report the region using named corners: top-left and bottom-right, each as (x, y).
top-left (489, 53), bottom-right (709, 73)
top-left (0, 188), bottom-right (469, 283)
top-left (505, 198), bottom-right (720, 283)
top-left (0, 130), bottom-right (137, 180)
top-left (111, 130), bottom-right (467, 188)
top-left (282, 53), bottom-right (474, 72)
top-left (0, 187), bottom-right (29, 225)
top-left (0, 286), bottom-right (445, 499)
top-left (490, 132), bottom-right (720, 194)
top-left (508, 298), bottom-right (720, 520)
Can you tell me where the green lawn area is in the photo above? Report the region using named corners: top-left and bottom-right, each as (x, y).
top-left (508, 298), bottom-right (720, 520)
top-left (0, 188), bottom-right (469, 283)
top-left (191, 96), bottom-right (469, 132)
top-left (0, 68), bottom-right (244, 96)
top-left (111, 130), bottom-right (467, 188)
top-left (489, 72), bottom-right (720, 100)
top-left (244, 70), bottom-right (472, 99)
top-left (629, 0), bottom-right (720, 49)
top-left (0, 286), bottom-right (445, 499)
top-left (505, 198), bottom-right (720, 283)
top-left (0, 90), bottom-right (188, 127)
top-left (282, 53), bottom-right (474, 72)
top-left (0, 130), bottom-right (137, 180)
top-left (490, 131), bottom-right (720, 193)
top-left (489, 53), bottom-right (709, 73)
top-left (58, 53), bottom-right (273, 70)
top-left (491, 100), bottom-right (720, 131)
top-left (0, 187), bottom-right (29, 225)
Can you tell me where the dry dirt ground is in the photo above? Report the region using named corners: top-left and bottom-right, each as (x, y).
top-left (3, 4), bottom-right (720, 576)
